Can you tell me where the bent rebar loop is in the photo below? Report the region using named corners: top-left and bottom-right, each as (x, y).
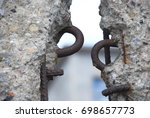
top-left (56, 26), bottom-right (84, 58)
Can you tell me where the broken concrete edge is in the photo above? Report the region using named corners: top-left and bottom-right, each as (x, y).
top-left (99, 0), bottom-right (150, 100)
top-left (0, 0), bottom-right (72, 101)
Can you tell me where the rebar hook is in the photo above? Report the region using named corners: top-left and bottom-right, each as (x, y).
top-left (56, 26), bottom-right (84, 58)
top-left (91, 39), bottom-right (117, 71)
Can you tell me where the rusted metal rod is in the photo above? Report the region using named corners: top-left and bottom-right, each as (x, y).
top-left (40, 65), bottom-right (64, 100)
top-left (40, 56), bottom-right (48, 101)
top-left (46, 68), bottom-right (64, 81)
top-left (56, 26), bottom-right (84, 58)
top-left (103, 29), bottom-right (111, 65)
top-left (91, 39), bottom-right (117, 71)
top-left (102, 84), bottom-right (131, 96)
top-left (40, 54), bottom-right (64, 101)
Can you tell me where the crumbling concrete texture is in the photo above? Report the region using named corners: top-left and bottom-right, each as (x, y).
top-left (99, 0), bottom-right (150, 100)
top-left (0, 0), bottom-right (72, 100)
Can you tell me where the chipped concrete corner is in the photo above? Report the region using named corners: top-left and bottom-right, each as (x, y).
top-left (0, 0), bottom-right (72, 100)
top-left (99, 0), bottom-right (150, 100)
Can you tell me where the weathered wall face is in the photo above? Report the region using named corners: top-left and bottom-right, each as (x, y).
top-left (0, 0), bottom-right (72, 100)
top-left (99, 0), bottom-right (150, 100)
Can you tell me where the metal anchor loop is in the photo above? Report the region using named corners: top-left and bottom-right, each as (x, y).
top-left (56, 26), bottom-right (84, 58)
top-left (102, 84), bottom-right (131, 97)
top-left (91, 39), bottom-right (117, 71)
top-left (40, 26), bottom-right (84, 101)
top-left (91, 30), bottom-right (131, 99)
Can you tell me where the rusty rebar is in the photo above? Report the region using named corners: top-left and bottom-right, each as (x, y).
top-left (103, 29), bottom-right (111, 65)
top-left (40, 66), bottom-right (64, 100)
top-left (56, 26), bottom-right (84, 58)
top-left (121, 33), bottom-right (128, 64)
top-left (40, 56), bottom-right (48, 101)
top-left (46, 68), bottom-right (64, 80)
top-left (102, 84), bottom-right (131, 96)
top-left (91, 39), bottom-right (117, 71)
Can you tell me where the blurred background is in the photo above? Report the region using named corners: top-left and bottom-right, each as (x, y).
top-left (48, 0), bottom-right (119, 101)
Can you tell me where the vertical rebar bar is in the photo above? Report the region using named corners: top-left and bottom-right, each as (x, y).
top-left (40, 55), bottom-right (48, 101)
top-left (103, 29), bottom-right (111, 65)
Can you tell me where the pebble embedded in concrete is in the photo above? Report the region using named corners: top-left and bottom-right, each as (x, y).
top-left (29, 24), bottom-right (39, 32)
